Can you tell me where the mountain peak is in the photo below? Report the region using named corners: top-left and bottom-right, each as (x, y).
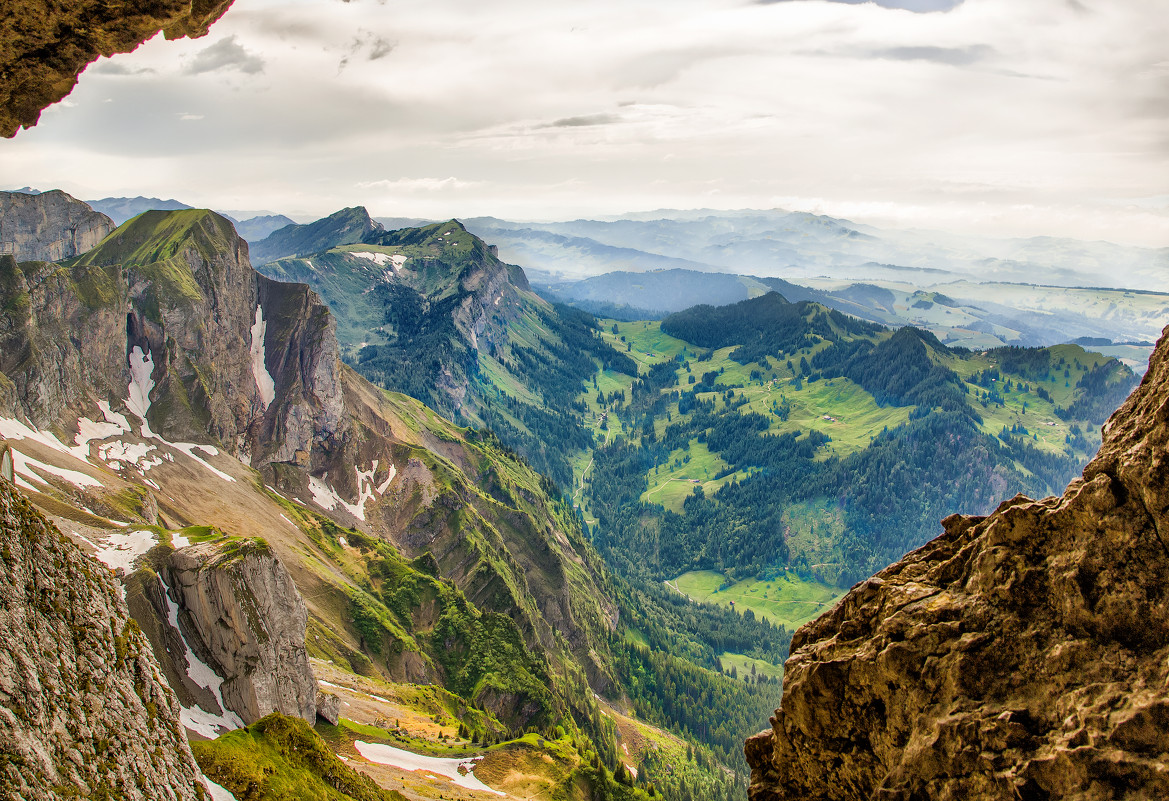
top-left (74, 208), bottom-right (241, 271)
top-left (249, 206), bottom-right (383, 265)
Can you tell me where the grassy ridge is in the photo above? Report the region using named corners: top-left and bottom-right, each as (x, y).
top-left (193, 713), bottom-right (407, 801)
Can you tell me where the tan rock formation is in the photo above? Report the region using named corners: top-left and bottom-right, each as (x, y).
top-left (167, 538), bottom-right (319, 725)
top-left (1, 0), bottom-right (234, 137)
top-left (0, 190), bottom-right (114, 262)
top-left (0, 480), bottom-right (202, 800)
top-left (746, 327), bottom-right (1169, 799)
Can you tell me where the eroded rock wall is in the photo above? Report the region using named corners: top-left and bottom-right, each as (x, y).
top-left (0, 190), bottom-right (114, 262)
top-left (745, 328), bottom-right (1169, 799)
top-left (0, 480), bottom-right (202, 800)
top-left (167, 538), bottom-right (318, 725)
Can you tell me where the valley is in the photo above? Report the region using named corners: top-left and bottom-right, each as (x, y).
top-left (0, 191), bottom-right (1159, 801)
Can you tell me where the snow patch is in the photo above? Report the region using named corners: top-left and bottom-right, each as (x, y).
top-left (250, 305), bottom-right (276, 409)
top-left (7, 448), bottom-right (103, 490)
top-left (390, 253), bottom-right (408, 269)
top-left (354, 742), bottom-right (503, 796)
top-left (167, 442), bottom-right (236, 483)
top-left (172, 531), bottom-right (191, 548)
top-left (201, 775), bottom-right (238, 801)
top-left (126, 346), bottom-right (155, 438)
top-left (161, 577), bottom-right (244, 738)
top-left (73, 402), bottom-right (131, 460)
top-left (98, 440), bottom-right (158, 470)
top-left (94, 529), bottom-right (156, 573)
top-left (349, 251), bottom-right (391, 266)
top-left (308, 462), bottom-right (396, 521)
top-left (0, 416), bottom-right (76, 459)
top-left (376, 464), bottom-right (397, 494)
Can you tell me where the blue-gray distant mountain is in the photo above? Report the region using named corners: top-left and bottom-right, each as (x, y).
top-left (224, 213), bottom-right (296, 242)
top-left (467, 208), bottom-right (1169, 292)
top-left (86, 196), bottom-right (193, 225)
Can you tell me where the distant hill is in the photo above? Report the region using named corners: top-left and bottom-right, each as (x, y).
top-left (467, 208), bottom-right (1169, 292)
top-left (86, 195), bottom-right (193, 224)
top-left (223, 213), bottom-right (296, 242)
top-left (249, 206), bottom-right (384, 264)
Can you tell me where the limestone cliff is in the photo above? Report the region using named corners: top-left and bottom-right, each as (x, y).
top-left (0, 208), bottom-right (346, 467)
top-left (745, 326), bottom-right (1169, 799)
top-left (0, 190), bottom-right (114, 262)
top-left (0, 479), bottom-right (203, 800)
top-left (165, 538), bottom-right (318, 726)
top-left (1, 0), bottom-right (234, 137)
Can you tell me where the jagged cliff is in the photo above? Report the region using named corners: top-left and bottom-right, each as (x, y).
top-left (166, 538), bottom-right (318, 725)
top-left (1, 0), bottom-right (234, 137)
top-left (0, 479), bottom-right (203, 800)
top-left (0, 208), bottom-right (344, 466)
top-left (0, 190), bottom-right (114, 262)
top-left (745, 326), bottom-right (1169, 799)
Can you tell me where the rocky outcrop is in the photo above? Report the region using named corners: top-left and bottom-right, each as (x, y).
top-left (0, 190), bottom-right (114, 262)
top-left (316, 690), bottom-right (341, 726)
top-left (1, 0), bottom-right (234, 137)
top-left (746, 326), bottom-right (1169, 799)
top-left (166, 538), bottom-right (318, 725)
top-left (0, 479), bottom-right (202, 800)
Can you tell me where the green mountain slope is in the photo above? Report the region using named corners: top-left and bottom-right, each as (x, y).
top-left (256, 214), bottom-right (638, 487)
top-left (577, 293), bottom-right (1138, 587)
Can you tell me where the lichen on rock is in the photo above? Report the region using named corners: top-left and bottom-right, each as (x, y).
top-left (0, 479), bottom-right (203, 800)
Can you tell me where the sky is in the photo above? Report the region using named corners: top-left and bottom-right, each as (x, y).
top-left (3, 0), bottom-right (1167, 246)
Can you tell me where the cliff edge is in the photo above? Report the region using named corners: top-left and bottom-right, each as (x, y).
top-left (0, 479), bottom-right (203, 800)
top-left (746, 326), bottom-right (1169, 799)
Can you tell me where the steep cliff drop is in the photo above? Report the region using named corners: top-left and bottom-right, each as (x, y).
top-left (745, 326), bottom-right (1169, 799)
top-left (0, 478), bottom-right (204, 800)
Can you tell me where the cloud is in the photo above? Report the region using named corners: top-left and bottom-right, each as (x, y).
top-left (543, 113), bottom-right (622, 128)
top-left (184, 35), bottom-right (265, 75)
top-left (357, 177), bottom-right (481, 192)
top-left (91, 62), bottom-right (155, 76)
top-left (758, 0), bottom-right (964, 11)
top-left (868, 44), bottom-right (994, 65)
top-left (6, 0), bottom-right (1166, 248)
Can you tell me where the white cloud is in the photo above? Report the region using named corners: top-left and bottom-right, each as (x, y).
top-left (0, 0), bottom-right (1164, 246)
top-left (184, 35), bottom-right (265, 75)
top-left (357, 177), bottom-right (480, 191)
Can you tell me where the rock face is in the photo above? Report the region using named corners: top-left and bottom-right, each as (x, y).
top-left (0, 479), bottom-right (202, 800)
top-left (1, 0), bottom-right (234, 137)
top-left (0, 190), bottom-right (115, 262)
top-left (166, 539), bottom-right (318, 725)
top-left (746, 326), bottom-right (1169, 799)
top-left (0, 209), bottom-right (347, 468)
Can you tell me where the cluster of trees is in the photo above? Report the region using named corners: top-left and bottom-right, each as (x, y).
top-left (1056, 360), bottom-right (1139, 421)
top-left (614, 638), bottom-right (784, 770)
top-left (660, 292), bottom-right (879, 365)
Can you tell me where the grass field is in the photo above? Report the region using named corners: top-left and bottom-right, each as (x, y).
top-left (670, 569), bottom-right (844, 631)
top-left (719, 651), bottom-right (784, 681)
top-left (641, 441), bottom-right (754, 513)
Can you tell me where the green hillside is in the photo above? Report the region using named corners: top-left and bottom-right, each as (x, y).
top-left (578, 293), bottom-right (1138, 588)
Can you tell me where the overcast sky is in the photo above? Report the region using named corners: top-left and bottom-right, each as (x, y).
top-left (4, 0), bottom-right (1167, 245)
